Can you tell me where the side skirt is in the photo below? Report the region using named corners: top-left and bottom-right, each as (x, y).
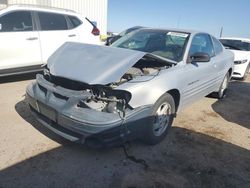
top-left (0, 64), bottom-right (43, 77)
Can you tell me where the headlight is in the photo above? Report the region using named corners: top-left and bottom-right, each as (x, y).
top-left (43, 66), bottom-right (50, 76)
top-left (42, 65), bottom-right (51, 81)
top-left (234, 59), bottom-right (248, 64)
top-left (105, 96), bottom-right (118, 113)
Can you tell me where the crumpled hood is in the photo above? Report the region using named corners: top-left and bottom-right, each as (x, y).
top-left (47, 42), bottom-right (146, 85)
top-left (230, 50), bottom-right (250, 61)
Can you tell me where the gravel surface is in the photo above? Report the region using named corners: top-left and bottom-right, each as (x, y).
top-left (0, 73), bottom-right (249, 188)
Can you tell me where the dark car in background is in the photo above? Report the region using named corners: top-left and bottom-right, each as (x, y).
top-left (105, 26), bottom-right (143, 45)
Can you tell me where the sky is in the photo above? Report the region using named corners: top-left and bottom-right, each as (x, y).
top-left (107, 0), bottom-right (250, 38)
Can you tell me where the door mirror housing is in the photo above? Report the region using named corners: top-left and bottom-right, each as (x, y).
top-left (0, 23), bottom-right (2, 31)
top-left (189, 52), bottom-right (210, 63)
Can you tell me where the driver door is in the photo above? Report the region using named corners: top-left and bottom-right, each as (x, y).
top-left (180, 33), bottom-right (217, 107)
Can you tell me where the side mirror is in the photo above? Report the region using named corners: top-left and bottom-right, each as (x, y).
top-left (0, 23), bottom-right (2, 30)
top-left (189, 52), bottom-right (210, 63)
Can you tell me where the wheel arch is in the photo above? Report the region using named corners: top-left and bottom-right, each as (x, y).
top-left (228, 68), bottom-right (233, 77)
top-left (166, 89), bottom-right (180, 112)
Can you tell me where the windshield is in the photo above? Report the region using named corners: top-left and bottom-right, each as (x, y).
top-left (111, 29), bottom-right (190, 62)
top-left (220, 39), bottom-right (250, 51)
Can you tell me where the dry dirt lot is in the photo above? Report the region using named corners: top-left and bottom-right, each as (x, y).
top-left (0, 73), bottom-right (249, 188)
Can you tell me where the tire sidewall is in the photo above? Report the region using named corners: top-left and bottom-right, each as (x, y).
top-left (242, 63), bottom-right (249, 80)
top-left (143, 93), bottom-right (175, 145)
top-left (218, 73), bottom-right (229, 99)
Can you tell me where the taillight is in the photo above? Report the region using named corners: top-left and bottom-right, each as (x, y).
top-left (92, 27), bottom-right (100, 36)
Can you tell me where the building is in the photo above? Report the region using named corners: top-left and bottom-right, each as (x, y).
top-left (0, 0), bottom-right (108, 35)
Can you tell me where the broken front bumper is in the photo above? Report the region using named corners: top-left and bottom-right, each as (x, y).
top-left (26, 74), bottom-right (152, 147)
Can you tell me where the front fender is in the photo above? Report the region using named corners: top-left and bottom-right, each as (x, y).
top-left (117, 74), bottom-right (179, 108)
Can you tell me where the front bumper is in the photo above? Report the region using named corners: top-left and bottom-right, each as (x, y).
top-left (26, 74), bottom-right (152, 147)
top-left (232, 61), bottom-right (249, 78)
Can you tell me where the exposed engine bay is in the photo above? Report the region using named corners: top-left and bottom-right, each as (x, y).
top-left (116, 55), bottom-right (171, 85)
top-left (43, 55), bottom-right (173, 114)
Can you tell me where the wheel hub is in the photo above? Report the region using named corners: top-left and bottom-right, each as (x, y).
top-left (153, 102), bottom-right (171, 136)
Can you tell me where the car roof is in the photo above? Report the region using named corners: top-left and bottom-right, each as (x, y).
top-left (3, 4), bottom-right (79, 16)
top-left (220, 37), bottom-right (250, 42)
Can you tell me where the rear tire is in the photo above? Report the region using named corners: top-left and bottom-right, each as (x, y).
top-left (142, 93), bottom-right (175, 145)
top-left (214, 72), bottom-right (230, 99)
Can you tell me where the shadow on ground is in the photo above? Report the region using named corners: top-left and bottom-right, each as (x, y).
top-left (15, 99), bottom-right (72, 146)
top-left (0, 72), bottom-right (40, 84)
top-left (3, 100), bottom-right (250, 188)
top-left (212, 80), bottom-right (250, 129)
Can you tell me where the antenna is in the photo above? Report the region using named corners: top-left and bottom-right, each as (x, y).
top-left (177, 15), bottom-right (181, 28)
top-left (219, 27), bottom-right (223, 38)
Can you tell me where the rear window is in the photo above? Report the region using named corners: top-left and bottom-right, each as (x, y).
top-left (38, 12), bottom-right (68, 31)
top-left (0, 11), bottom-right (33, 32)
top-left (189, 34), bottom-right (215, 57)
top-left (68, 16), bottom-right (82, 28)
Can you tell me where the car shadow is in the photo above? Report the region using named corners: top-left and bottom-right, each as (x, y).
top-left (15, 99), bottom-right (76, 147)
top-left (0, 72), bottom-right (41, 84)
top-left (212, 80), bottom-right (250, 129)
top-left (9, 100), bottom-right (250, 188)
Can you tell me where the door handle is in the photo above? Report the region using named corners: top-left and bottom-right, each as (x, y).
top-left (68, 34), bottom-right (76, 37)
top-left (26, 37), bottom-right (38, 41)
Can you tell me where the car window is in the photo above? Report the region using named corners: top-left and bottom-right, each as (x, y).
top-left (189, 34), bottom-right (215, 57)
top-left (68, 16), bottom-right (82, 28)
top-left (212, 37), bottom-right (223, 54)
top-left (0, 11), bottom-right (33, 32)
top-left (220, 39), bottom-right (250, 51)
top-left (38, 12), bottom-right (67, 31)
top-left (111, 30), bottom-right (190, 62)
top-left (116, 31), bottom-right (150, 49)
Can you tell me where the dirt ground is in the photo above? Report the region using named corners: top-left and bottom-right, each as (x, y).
top-left (0, 73), bottom-right (249, 188)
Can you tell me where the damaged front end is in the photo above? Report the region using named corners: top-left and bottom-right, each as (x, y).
top-left (26, 73), bottom-right (152, 147)
top-left (26, 42), bottom-right (175, 147)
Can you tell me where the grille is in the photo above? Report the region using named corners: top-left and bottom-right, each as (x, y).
top-left (45, 74), bottom-right (90, 91)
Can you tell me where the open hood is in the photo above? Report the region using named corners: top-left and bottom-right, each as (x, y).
top-left (47, 42), bottom-right (147, 85)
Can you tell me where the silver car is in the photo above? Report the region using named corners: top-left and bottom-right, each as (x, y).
top-left (26, 28), bottom-right (234, 147)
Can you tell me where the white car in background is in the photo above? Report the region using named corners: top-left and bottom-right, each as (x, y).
top-left (220, 38), bottom-right (250, 80)
top-left (0, 4), bottom-right (100, 76)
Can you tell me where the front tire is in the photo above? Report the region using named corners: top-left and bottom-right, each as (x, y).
top-left (143, 93), bottom-right (175, 145)
top-left (242, 63), bottom-right (249, 81)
